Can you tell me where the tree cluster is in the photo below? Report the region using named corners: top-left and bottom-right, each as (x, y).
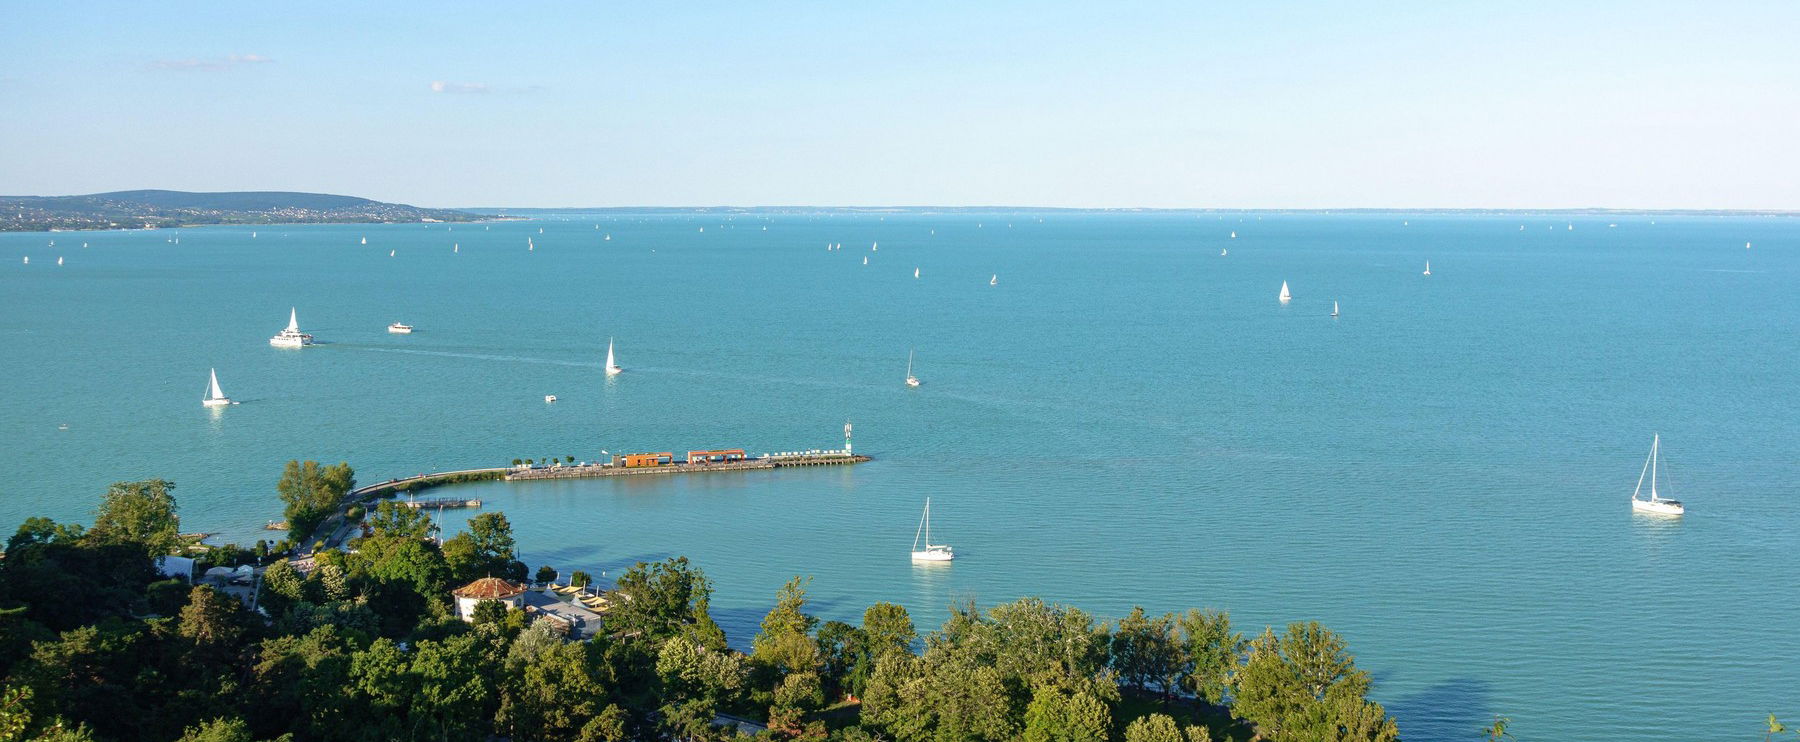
top-left (275, 461), bottom-right (355, 544)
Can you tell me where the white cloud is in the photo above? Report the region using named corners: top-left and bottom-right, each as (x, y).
top-left (149, 53), bottom-right (275, 71)
top-left (430, 81), bottom-right (490, 94)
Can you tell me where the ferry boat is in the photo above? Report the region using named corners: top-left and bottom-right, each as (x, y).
top-left (1631, 434), bottom-right (1685, 516)
top-left (269, 308), bottom-right (314, 348)
top-left (388, 323), bottom-right (414, 334)
top-left (910, 498), bottom-right (954, 561)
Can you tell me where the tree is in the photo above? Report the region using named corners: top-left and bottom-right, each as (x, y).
top-left (175, 717), bottom-right (254, 742)
top-left (609, 557), bottom-right (721, 644)
top-left (499, 639), bottom-right (614, 742)
top-left (1021, 676), bottom-right (1112, 742)
top-left (570, 570), bottom-right (591, 588)
top-left (407, 634), bottom-right (498, 741)
top-left (178, 585), bottom-right (252, 663)
top-left (87, 479), bottom-right (181, 556)
top-left (1123, 713), bottom-right (1185, 742)
top-left (1176, 608), bottom-right (1244, 705)
top-left (366, 501), bottom-right (433, 540)
top-left (861, 602), bottom-right (916, 656)
top-left (1230, 623), bottom-right (1397, 742)
top-left (753, 576), bottom-right (821, 675)
top-left (276, 461), bottom-right (355, 542)
top-left (535, 565), bottom-right (557, 584)
top-left (656, 635), bottom-right (744, 704)
top-left (471, 600), bottom-right (509, 627)
top-left (1110, 606), bottom-right (1183, 700)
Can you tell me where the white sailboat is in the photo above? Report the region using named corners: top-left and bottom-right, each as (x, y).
top-left (389, 249), bottom-right (395, 257)
top-left (360, 236), bottom-right (366, 245)
top-left (910, 498), bottom-right (954, 561)
top-left (528, 237), bottom-right (534, 251)
top-left (863, 256), bottom-right (868, 265)
top-left (1278, 281), bottom-right (1291, 303)
top-left (1423, 261), bottom-right (1431, 276)
top-left (905, 350), bottom-right (920, 387)
top-left (1631, 434), bottom-right (1685, 516)
top-left (202, 368), bottom-right (234, 407)
top-left (914, 267), bottom-right (920, 279)
top-left (1230, 231), bottom-right (1237, 238)
top-left (454, 243), bottom-right (459, 253)
top-left (604, 337), bottom-right (622, 375)
top-left (872, 242), bottom-right (878, 251)
top-left (990, 274), bottom-right (998, 286)
top-left (57, 256), bottom-right (63, 266)
top-left (1332, 300), bottom-right (1339, 317)
top-left (269, 308), bottom-right (314, 347)
top-left (1746, 241), bottom-right (1752, 249)
top-left (1220, 248), bottom-right (1227, 256)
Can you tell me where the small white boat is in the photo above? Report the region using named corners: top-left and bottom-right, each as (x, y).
top-left (388, 323), bottom-right (414, 334)
top-left (544, 394), bottom-right (558, 403)
top-left (1631, 434), bottom-right (1685, 516)
top-left (990, 274), bottom-right (998, 286)
top-left (1746, 241), bottom-right (1752, 249)
top-left (389, 249), bottom-right (396, 257)
top-left (1278, 281), bottom-right (1291, 303)
top-left (269, 308), bottom-right (314, 348)
top-left (57, 256), bottom-right (63, 266)
top-left (202, 368), bottom-right (233, 407)
top-left (863, 256), bottom-right (868, 265)
top-left (914, 267), bottom-right (920, 279)
top-left (605, 337), bottom-right (622, 375)
top-left (911, 498), bottom-right (954, 561)
top-left (1230, 231), bottom-right (1237, 238)
top-left (872, 242), bottom-right (878, 251)
top-left (1331, 300), bottom-right (1339, 317)
top-left (905, 350), bottom-right (921, 387)
top-left (1423, 261), bottom-right (1431, 276)
top-left (528, 237), bottom-right (534, 251)
top-left (1220, 248), bottom-right (1227, 256)
top-left (360, 237), bottom-right (367, 245)
top-left (538, 228), bottom-right (544, 234)
top-left (454, 243), bottom-right (459, 253)
top-left (604, 234), bottom-right (611, 241)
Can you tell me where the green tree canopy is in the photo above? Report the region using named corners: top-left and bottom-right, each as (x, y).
top-left (276, 461), bottom-right (354, 542)
top-left (87, 479), bottom-right (181, 557)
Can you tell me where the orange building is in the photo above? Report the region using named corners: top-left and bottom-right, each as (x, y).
top-left (616, 452), bottom-right (674, 468)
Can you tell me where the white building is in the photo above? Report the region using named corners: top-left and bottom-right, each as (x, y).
top-left (451, 577), bottom-right (526, 621)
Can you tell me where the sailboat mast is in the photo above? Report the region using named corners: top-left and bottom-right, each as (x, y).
top-left (1650, 434), bottom-right (1659, 500)
top-left (913, 499), bottom-right (929, 551)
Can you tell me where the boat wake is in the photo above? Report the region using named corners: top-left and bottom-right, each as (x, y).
top-left (346, 346), bottom-right (600, 368)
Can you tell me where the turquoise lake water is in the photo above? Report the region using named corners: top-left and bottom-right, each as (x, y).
top-left (2, 212), bottom-right (1796, 739)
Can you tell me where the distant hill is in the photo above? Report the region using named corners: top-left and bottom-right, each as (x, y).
top-left (0, 190), bottom-right (482, 231)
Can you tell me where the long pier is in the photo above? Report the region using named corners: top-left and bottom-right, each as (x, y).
top-left (505, 451), bottom-right (869, 481)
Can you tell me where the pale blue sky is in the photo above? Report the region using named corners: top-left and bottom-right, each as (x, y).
top-left (2, 2), bottom-right (1795, 208)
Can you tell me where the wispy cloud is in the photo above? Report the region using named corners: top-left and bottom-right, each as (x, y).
top-left (149, 53), bottom-right (274, 71)
top-left (430, 80), bottom-right (490, 95)
top-left (429, 80), bottom-right (542, 95)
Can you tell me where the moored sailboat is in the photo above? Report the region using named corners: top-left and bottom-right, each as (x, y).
top-left (1631, 434), bottom-right (1685, 516)
top-left (910, 498), bottom-right (954, 561)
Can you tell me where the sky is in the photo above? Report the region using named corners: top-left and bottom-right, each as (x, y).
top-left (2, 1), bottom-right (1796, 209)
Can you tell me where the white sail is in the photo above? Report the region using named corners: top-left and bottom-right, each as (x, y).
top-left (605, 337), bottom-right (621, 375)
top-left (286, 308), bottom-right (300, 333)
top-left (208, 369), bottom-right (225, 400)
top-left (1279, 281), bottom-right (1291, 302)
top-left (990, 274), bottom-right (998, 285)
top-left (1423, 261), bottom-right (1431, 276)
top-left (1332, 300), bottom-right (1339, 317)
top-left (914, 267), bottom-right (920, 278)
top-left (360, 236), bottom-right (366, 245)
top-left (906, 350), bottom-right (920, 387)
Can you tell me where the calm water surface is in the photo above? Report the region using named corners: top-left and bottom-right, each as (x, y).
top-left (2, 212), bottom-right (1796, 739)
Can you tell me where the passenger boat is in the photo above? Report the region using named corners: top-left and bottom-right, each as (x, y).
top-left (269, 308), bottom-right (314, 347)
top-left (388, 323), bottom-right (414, 334)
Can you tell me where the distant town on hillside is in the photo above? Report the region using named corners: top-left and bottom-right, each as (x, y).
top-left (0, 190), bottom-right (485, 231)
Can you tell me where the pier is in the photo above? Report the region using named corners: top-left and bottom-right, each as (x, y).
top-left (401, 497), bottom-right (483, 509)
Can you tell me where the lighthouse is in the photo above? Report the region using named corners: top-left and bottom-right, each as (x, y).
top-left (844, 421), bottom-right (853, 455)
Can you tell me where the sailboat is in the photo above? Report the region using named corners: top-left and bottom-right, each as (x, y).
top-left (1746, 241), bottom-right (1752, 249)
top-left (57, 256), bottom-right (63, 266)
top-left (528, 237), bottom-right (534, 251)
top-left (269, 308), bottom-right (314, 347)
top-left (872, 242), bottom-right (878, 251)
top-left (1220, 248), bottom-right (1227, 256)
top-left (604, 337), bottom-right (623, 375)
top-left (863, 256), bottom-right (868, 265)
top-left (910, 498), bottom-right (954, 561)
top-left (1423, 261), bottom-right (1431, 276)
top-left (202, 369), bottom-right (234, 406)
top-left (905, 350), bottom-right (920, 387)
top-left (1631, 434), bottom-right (1685, 515)
top-left (389, 250), bottom-right (396, 257)
top-left (1230, 231), bottom-right (1237, 238)
top-left (1331, 300), bottom-right (1339, 317)
top-left (1278, 281), bottom-right (1291, 303)
top-left (454, 243), bottom-right (459, 253)
top-left (990, 274), bottom-right (998, 286)
top-left (360, 237), bottom-right (366, 245)
top-left (914, 267), bottom-right (920, 279)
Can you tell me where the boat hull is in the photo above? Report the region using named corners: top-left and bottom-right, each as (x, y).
top-left (202, 398), bottom-right (232, 407)
top-left (1632, 498), bottom-right (1684, 516)
top-left (911, 548), bottom-right (954, 561)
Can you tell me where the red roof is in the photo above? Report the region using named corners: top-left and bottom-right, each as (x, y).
top-left (452, 577), bottom-right (526, 600)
